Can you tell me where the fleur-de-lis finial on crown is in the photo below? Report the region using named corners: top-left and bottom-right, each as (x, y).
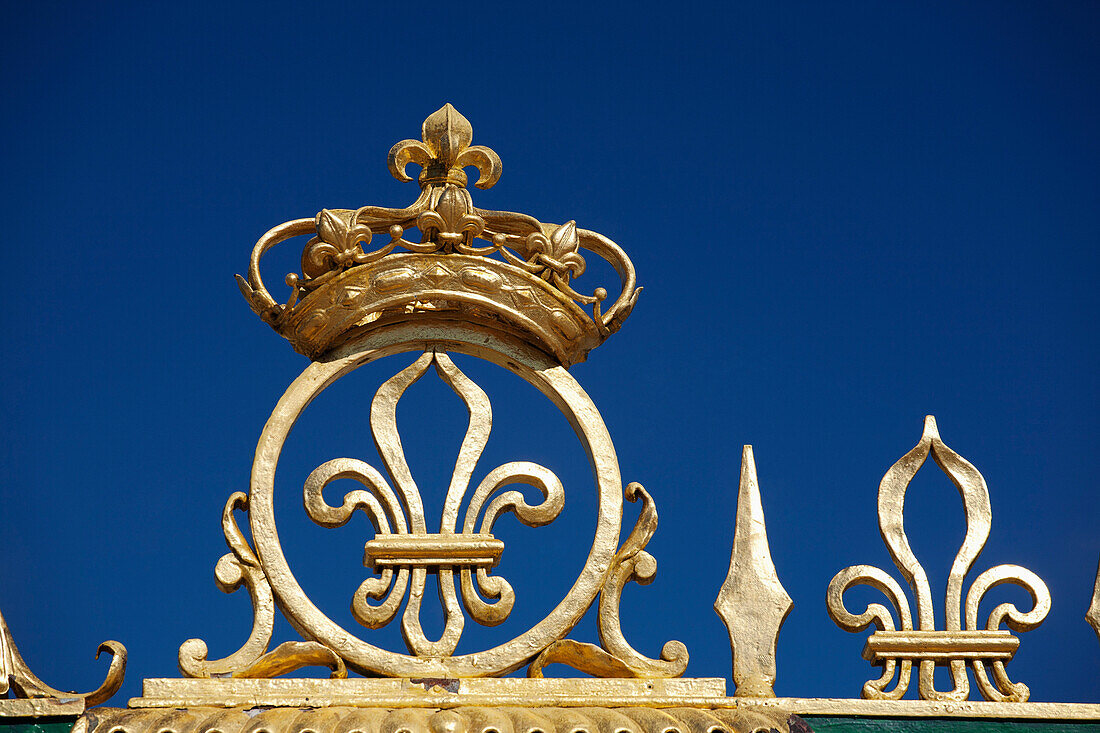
top-left (388, 103), bottom-right (502, 190)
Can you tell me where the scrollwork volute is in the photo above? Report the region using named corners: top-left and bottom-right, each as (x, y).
top-left (0, 609), bottom-right (125, 709)
top-left (178, 492), bottom-right (347, 680)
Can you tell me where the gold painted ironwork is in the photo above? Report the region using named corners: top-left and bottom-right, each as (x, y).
top-left (1089, 553), bottom-right (1100, 645)
top-left (236, 104), bottom-right (639, 366)
top-left (3, 102), bottom-right (1099, 726)
top-left (179, 106), bottom-right (684, 683)
top-left (714, 446), bottom-right (792, 698)
top-left (0, 605), bottom-right (126, 713)
top-left (827, 416), bottom-right (1051, 702)
top-left (122, 677), bottom-right (1100, 720)
top-left (297, 349), bottom-right (567, 659)
top-left (176, 493), bottom-right (346, 680)
top-left (80, 703), bottom-right (796, 733)
top-left (133, 677), bottom-right (727, 707)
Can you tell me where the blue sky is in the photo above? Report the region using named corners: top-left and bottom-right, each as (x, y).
top-left (1, 1), bottom-right (1098, 705)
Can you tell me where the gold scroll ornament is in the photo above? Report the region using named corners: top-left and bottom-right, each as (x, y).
top-left (827, 416), bottom-right (1050, 702)
top-left (0, 606), bottom-right (125, 714)
top-left (180, 336), bottom-right (685, 680)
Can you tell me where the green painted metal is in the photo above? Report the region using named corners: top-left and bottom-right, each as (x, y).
top-left (0, 719), bottom-right (79, 733)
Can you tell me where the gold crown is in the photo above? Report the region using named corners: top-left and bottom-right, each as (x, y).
top-left (237, 104), bottom-right (640, 365)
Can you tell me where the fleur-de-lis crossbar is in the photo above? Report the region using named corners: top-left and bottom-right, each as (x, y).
top-left (827, 416), bottom-right (1051, 702)
top-left (304, 349), bottom-right (565, 656)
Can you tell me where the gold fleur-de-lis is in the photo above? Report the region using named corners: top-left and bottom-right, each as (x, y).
top-left (388, 103), bottom-right (502, 190)
top-left (302, 350), bottom-right (564, 657)
top-left (827, 416), bottom-right (1051, 702)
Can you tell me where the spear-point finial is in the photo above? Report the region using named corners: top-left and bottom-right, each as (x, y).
top-left (714, 445), bottom-right (793, 697)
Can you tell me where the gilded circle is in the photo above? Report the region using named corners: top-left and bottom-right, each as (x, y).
top-left (249, 321), bottom-right (623, 677)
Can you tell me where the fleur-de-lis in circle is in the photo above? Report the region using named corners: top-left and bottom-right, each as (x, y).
top-left (302, 350), bottom-right (564, 657)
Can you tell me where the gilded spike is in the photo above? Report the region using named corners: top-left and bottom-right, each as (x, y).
top-left (714, 445), bottom-right (792, 697)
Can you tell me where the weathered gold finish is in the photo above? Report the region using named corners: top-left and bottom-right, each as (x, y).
top-left (134, 105), bottom-right (1096, 722)
top-left (132, 677), bottom-right (726, 707)
top-left (862, 630), bottom-right (1019, 661)
top-left (83, 703), bottom-right (797, 733)
top-left (827, 416), bottom-right (1051, 702)
top-left (122, 678), bottom-right (1100, 719)
top-left (1089, 553), bottom-right (1100, 644)
top-left (286, 347), bottom-right (570, 662)
top-left (236, 104), bottom-right (639, 366)
top-left (529, 482), bottom-right (689, 679)
top-left (179, 107), bottom-right (685, 685)
top-left (714, 446), bottom-right (792, 698)
top-left (0, 605), bottom-right (126, 714)
top-left (224, 333), bottom-right (682, 678)
top-left (177, 494), bottom-right (346, 680)
top-left (4, 101), bottom-right (1100, 730)
top-left (227, 642), bottom-right (347, 680)
top-left (592, 482), bottom-right (690, 678)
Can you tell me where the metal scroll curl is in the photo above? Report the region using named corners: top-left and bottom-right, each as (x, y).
top-left (178, 492), bottom-right (346, 680)
top-left (529, 482), bottom-right (689, 679)
top-left (0, 608), bottom-right (125, 708)
top-left (826, 565), bottom-right (914, 700)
